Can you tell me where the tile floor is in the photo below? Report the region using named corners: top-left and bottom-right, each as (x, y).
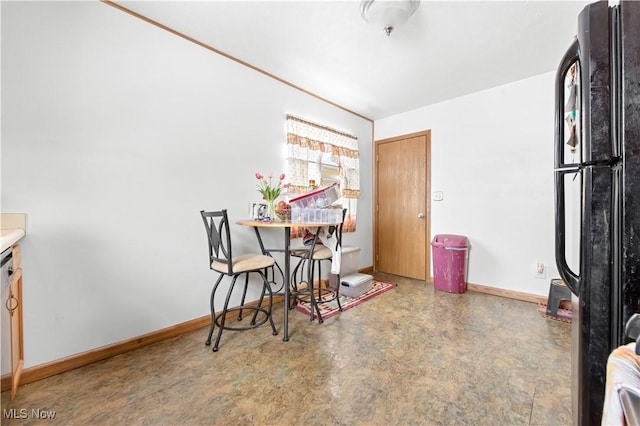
top-left (1, 273), bottom-right (571, 425)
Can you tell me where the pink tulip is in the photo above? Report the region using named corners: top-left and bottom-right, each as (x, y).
top-left (279, 173), bottom-right (285, 181)
top-left (255, 172), bottom-right (263, 180)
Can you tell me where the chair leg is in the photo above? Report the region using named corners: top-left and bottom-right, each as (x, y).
top-left (258, 270), bottom-right (278, 336)
top-left (316, 260), bottom-right (326, 301)
top-left (307, 259), bottom-right (324, 323)
top-left (251, 272), bottom-right (266, 326)
top-left (290, 256), bottom-right (314, 318)
top-left (293, 257), bottom-right (313, 320)
top-left (332, 270), bottom-right (343, 312)
top-left (289, 257), bottom-right (306, 310)
top-left (265, 262), bottom-right (284, 294)
top-left (205, 275), bottom-right (224, 346)
top-left (213, 276), bottom-right (238, 352)
top-left (237, 273), bottom-right (250, 321)
top-left (325, 260), bottom-right (342, 312)
top-left (314, 258), bottom-right (344, 313)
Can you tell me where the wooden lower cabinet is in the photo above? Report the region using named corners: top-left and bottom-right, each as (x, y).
top-left (3, 244), bottom-right (24, 399)
top-left (9, 269), bottom-right (24, 399)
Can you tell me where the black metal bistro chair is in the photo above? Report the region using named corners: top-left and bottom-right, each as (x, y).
top-left (200, 210), bottom-right (277, 351)
top-left (290, 208), bottom-right (347, 323)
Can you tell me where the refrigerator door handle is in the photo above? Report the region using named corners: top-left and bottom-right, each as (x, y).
top-left (554, 39), bottom-right (580, 296)
top-left (555, 169), bottom-right (580, 295)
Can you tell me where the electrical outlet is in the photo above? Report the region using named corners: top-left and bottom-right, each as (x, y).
top-left (535, 262), bottom-right (546, 279)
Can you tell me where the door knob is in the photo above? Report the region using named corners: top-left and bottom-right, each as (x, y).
top-left (417, 213), bottom-right (425, 219)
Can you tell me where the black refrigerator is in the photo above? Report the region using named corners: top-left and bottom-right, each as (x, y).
top-left (554, 1), bottom-right (640, 424)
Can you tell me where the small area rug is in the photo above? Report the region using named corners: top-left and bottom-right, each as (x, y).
top-left (294, 279), bottom-right (396, 320)
top-left (538, 303), bottom-right (572, 324)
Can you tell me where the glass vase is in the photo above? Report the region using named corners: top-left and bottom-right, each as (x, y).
top-left (266, 199), bottom-right (276, 220)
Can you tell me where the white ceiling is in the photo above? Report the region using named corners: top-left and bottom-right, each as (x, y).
top-left (115, 0), bottom-right (591, 121)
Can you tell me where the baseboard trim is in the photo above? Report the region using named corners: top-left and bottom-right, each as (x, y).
top-left (1, 274), bottom-right (546, 392)
top-left (0, 314), bottom-right (210, 392)
top-left (467, 282), bottom-right (547, 305)
top-left (0, 293), bottom-right (288, 393)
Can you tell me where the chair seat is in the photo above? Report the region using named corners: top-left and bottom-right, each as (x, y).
top-left (290, 245), bottom-right (332, 260)
top-left (212, 253), bottom-right (275, 274)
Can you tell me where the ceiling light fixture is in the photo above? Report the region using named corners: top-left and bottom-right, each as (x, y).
top-left (360, 0), bottom-right (420, 37)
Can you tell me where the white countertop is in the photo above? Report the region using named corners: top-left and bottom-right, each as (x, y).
top-left (1, 213), bottom-right (27, 252)
top-left (1, 229), bottom-right (26, 253)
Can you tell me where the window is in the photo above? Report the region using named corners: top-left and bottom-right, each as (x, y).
top-left (286, 115), bottom-right (359, 232)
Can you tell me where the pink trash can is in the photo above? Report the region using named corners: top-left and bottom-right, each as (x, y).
top-left (431, 234), bottom-right (470, 294)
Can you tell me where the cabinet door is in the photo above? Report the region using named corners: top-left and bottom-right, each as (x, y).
top-left (8, 267), bottom-right (23, 400)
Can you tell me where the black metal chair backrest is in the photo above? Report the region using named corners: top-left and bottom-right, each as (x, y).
top-left (200, 210), bottom-right (233, 275)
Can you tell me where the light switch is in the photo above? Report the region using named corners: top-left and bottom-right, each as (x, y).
top-left (433, 191), bottom-right (444, 201)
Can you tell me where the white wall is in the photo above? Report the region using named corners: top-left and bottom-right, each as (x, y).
top-left (375, 73), bottom-right (558, 297)
top-left (1, 2), bottom-right (373, 370)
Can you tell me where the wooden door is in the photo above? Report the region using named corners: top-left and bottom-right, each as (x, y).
top-left (375, 131), bottom-right (430, 280)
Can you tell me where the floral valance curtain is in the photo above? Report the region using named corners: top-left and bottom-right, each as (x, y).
top-left (286, 114), bottom-right (359, 232)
